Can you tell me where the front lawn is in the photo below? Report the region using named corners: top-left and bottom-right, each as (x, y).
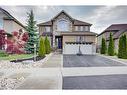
top-left (0, 54), bottom-right (34, 61)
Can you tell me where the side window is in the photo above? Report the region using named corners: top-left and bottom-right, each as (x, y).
top-left (75, 26), bottom-right (78, 31)
top-left (0, 19), bottom-right (3, 29)
top-left (45, 27), bottom-right (50, 32)
top-left (80, 26), bottom-right (83, 31)
top-left (85, 26), bottom-right (89, 31)
top-left (76, 36), bottom-right (83, 42)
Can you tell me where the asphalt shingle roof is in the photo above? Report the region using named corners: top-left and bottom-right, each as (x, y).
top-left (98, 24), bottom-right (127, 39)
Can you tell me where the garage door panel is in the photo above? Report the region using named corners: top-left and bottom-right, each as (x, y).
top-left (80, 45), bottom-right (92, 54)
top-left (63, 43), bottom-right (95, 55)
top-left (64, 44), bottom-right (79, 54)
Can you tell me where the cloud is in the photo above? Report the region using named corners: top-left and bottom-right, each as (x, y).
top-left (81, 6), bottom-right (127, 33)
top-left (1, 6), bottom-right (127, 34)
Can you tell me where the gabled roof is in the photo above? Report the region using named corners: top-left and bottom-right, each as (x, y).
top-left (0, 7), bottom-right (26, 29)
top-left (73, 19), bottom-right (92, 26)
top-left (99, 24), bottom-right (127, 36)
top-left (98, 24), bottom-right (127, 39)
top-left (52, 10), bottom-right (73, 21)
top-left (38, 21), bottom-right (52, 26)
top-left (104, 24), bottom-right (127, 31)
top-left (38, 10), bottom-right (92, 26)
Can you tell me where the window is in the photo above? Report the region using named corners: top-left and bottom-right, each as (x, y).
top-left (75, 26), bottom-right (84, 31)
top-left (0, 19), bottom-right (3, 29)
top-left (45, 27), bottom-right (50, 32)
top-left (80, 26), bottom-right (83, 31)
top-left (39, 27), bottom-right (43, 32)
top-left (76, 36), bottom-right (84, 42)
top-left (75, 26), bottom-right (78, 31)
top-left (57, 20), bottom-right (69, 31)
top-left (85, 26), bottom-right (89, 31)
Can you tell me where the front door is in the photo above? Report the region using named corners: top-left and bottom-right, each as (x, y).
top-left (56, 36), bottom-right (62, 49)
top-left (58, 37), bottom-right (62, 49)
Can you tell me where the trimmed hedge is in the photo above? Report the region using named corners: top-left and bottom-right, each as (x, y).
top-left (38, 37), bottom-right (45, 57)
top-left (100, 37), bottom-right (107, 54)
top-left (44, 36), bottom-right (51, 54)
top-left (118, 34), bottom-right (127, 59)
top-left (108, 33), bottom-right (115, 56)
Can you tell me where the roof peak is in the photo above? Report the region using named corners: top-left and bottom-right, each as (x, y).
top-left (51, 10), bottom-right (73, 21)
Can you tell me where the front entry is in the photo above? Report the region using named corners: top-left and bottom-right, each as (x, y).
top-left (55, 36), bottom-right (62, 49)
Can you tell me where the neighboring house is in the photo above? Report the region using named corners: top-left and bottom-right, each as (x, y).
top-left (38, 10), bottom-right (97, 54)
top-left (97, 24), bottom-right (127, 53)
top-left (0, 7), bottom-right (27, 33)
top-left (0, 7), bottom-right (27, 50)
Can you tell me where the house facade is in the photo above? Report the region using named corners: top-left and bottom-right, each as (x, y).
top-left (97, 24), bottom-right (127, 53)
top-left (0, 7), bottom-right (27, 34)
top-left (38, 10), bottom-right (97, 54)
top-left (0, 7), bottom-right (27, 51)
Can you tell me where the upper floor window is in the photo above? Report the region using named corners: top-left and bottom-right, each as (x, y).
top-left (80, 26), bottom-right (83, 31)
top-left (75, 26), bottom-right (84, 31)
top-left (75, 26), bottom-right (78, 31)
top-left (44, 26), bottom-right (51, 32)
top-left (85, 26), bottom-right (89, 31)
top-left (57, 20), bottom-right (69, 31)
top-left (0, 19), bottom-right (3, 29)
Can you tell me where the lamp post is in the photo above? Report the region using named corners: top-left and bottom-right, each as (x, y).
top-left (34, 44), bottom-right (36, 62)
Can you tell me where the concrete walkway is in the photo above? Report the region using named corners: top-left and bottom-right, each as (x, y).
top-left (16, 52), bottom-right (63, 89)
top-left (16, 68), bottom-right (62, 89)
top-left (41, 52), bottom-right (62, 68)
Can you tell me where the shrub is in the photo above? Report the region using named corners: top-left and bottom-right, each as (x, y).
top-left (100, 37), bottom-right (107, 54)
top-left (108, 33), bottom-right (115, 56)
top-left (44, 36), bottom-right (51, 54)
top-left (122, 34), bottom-right (127, 59)
top-left (118, 36), bottom-right (123, 58)
top-left (118, 35), bottom-right (127, 59)
top-left (0, 51), bottom-right (8, 57)
top-left (38, 37), bottom-right (45, 57)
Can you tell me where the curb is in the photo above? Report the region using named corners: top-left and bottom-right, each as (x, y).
top-left (97, 54), bottom-right (127, 65)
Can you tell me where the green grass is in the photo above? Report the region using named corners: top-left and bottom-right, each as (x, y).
top-left (0, 54), bottom-right (34, 61)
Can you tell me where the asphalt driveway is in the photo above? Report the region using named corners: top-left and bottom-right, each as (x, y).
top-left (63, 55), bottom-right (126, 67)
top-left (63, 74), bottom-right (127, 89)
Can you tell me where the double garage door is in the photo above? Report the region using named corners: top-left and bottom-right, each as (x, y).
top-left (63, 43), bottom-right (96, 55)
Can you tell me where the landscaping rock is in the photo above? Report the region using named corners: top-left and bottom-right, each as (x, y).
top-left (0, 60), bottom-right (44, 69)
top-left (0, 77), bottom-right (24, 89)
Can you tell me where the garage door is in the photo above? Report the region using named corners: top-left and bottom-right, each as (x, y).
top-left (63, 43), bottom-right (96, 55)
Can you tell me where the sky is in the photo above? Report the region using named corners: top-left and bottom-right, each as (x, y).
top-left (1, 6), bottom-right (127, 34)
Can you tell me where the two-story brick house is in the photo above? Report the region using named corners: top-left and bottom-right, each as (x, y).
top-left (38, 10), bottom-right (97, 54)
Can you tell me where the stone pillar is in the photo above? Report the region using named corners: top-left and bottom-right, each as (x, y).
top-left (52, 32), bottom-right (55, 48)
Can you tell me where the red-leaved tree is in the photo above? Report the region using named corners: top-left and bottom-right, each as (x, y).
top-left (0, 30), bottom-right (6, 50)
top-left (6, 30), bottom-right (29, 54)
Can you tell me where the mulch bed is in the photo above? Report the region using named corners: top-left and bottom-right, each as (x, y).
top-left (10, 56), bottom-right (45, 63)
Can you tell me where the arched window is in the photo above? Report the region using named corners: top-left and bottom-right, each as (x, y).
top-left (57, 20), bottom-right (69, 31)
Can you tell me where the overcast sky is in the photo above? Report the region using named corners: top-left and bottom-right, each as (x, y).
top-left (1, 6), bottom-right (127, 34)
